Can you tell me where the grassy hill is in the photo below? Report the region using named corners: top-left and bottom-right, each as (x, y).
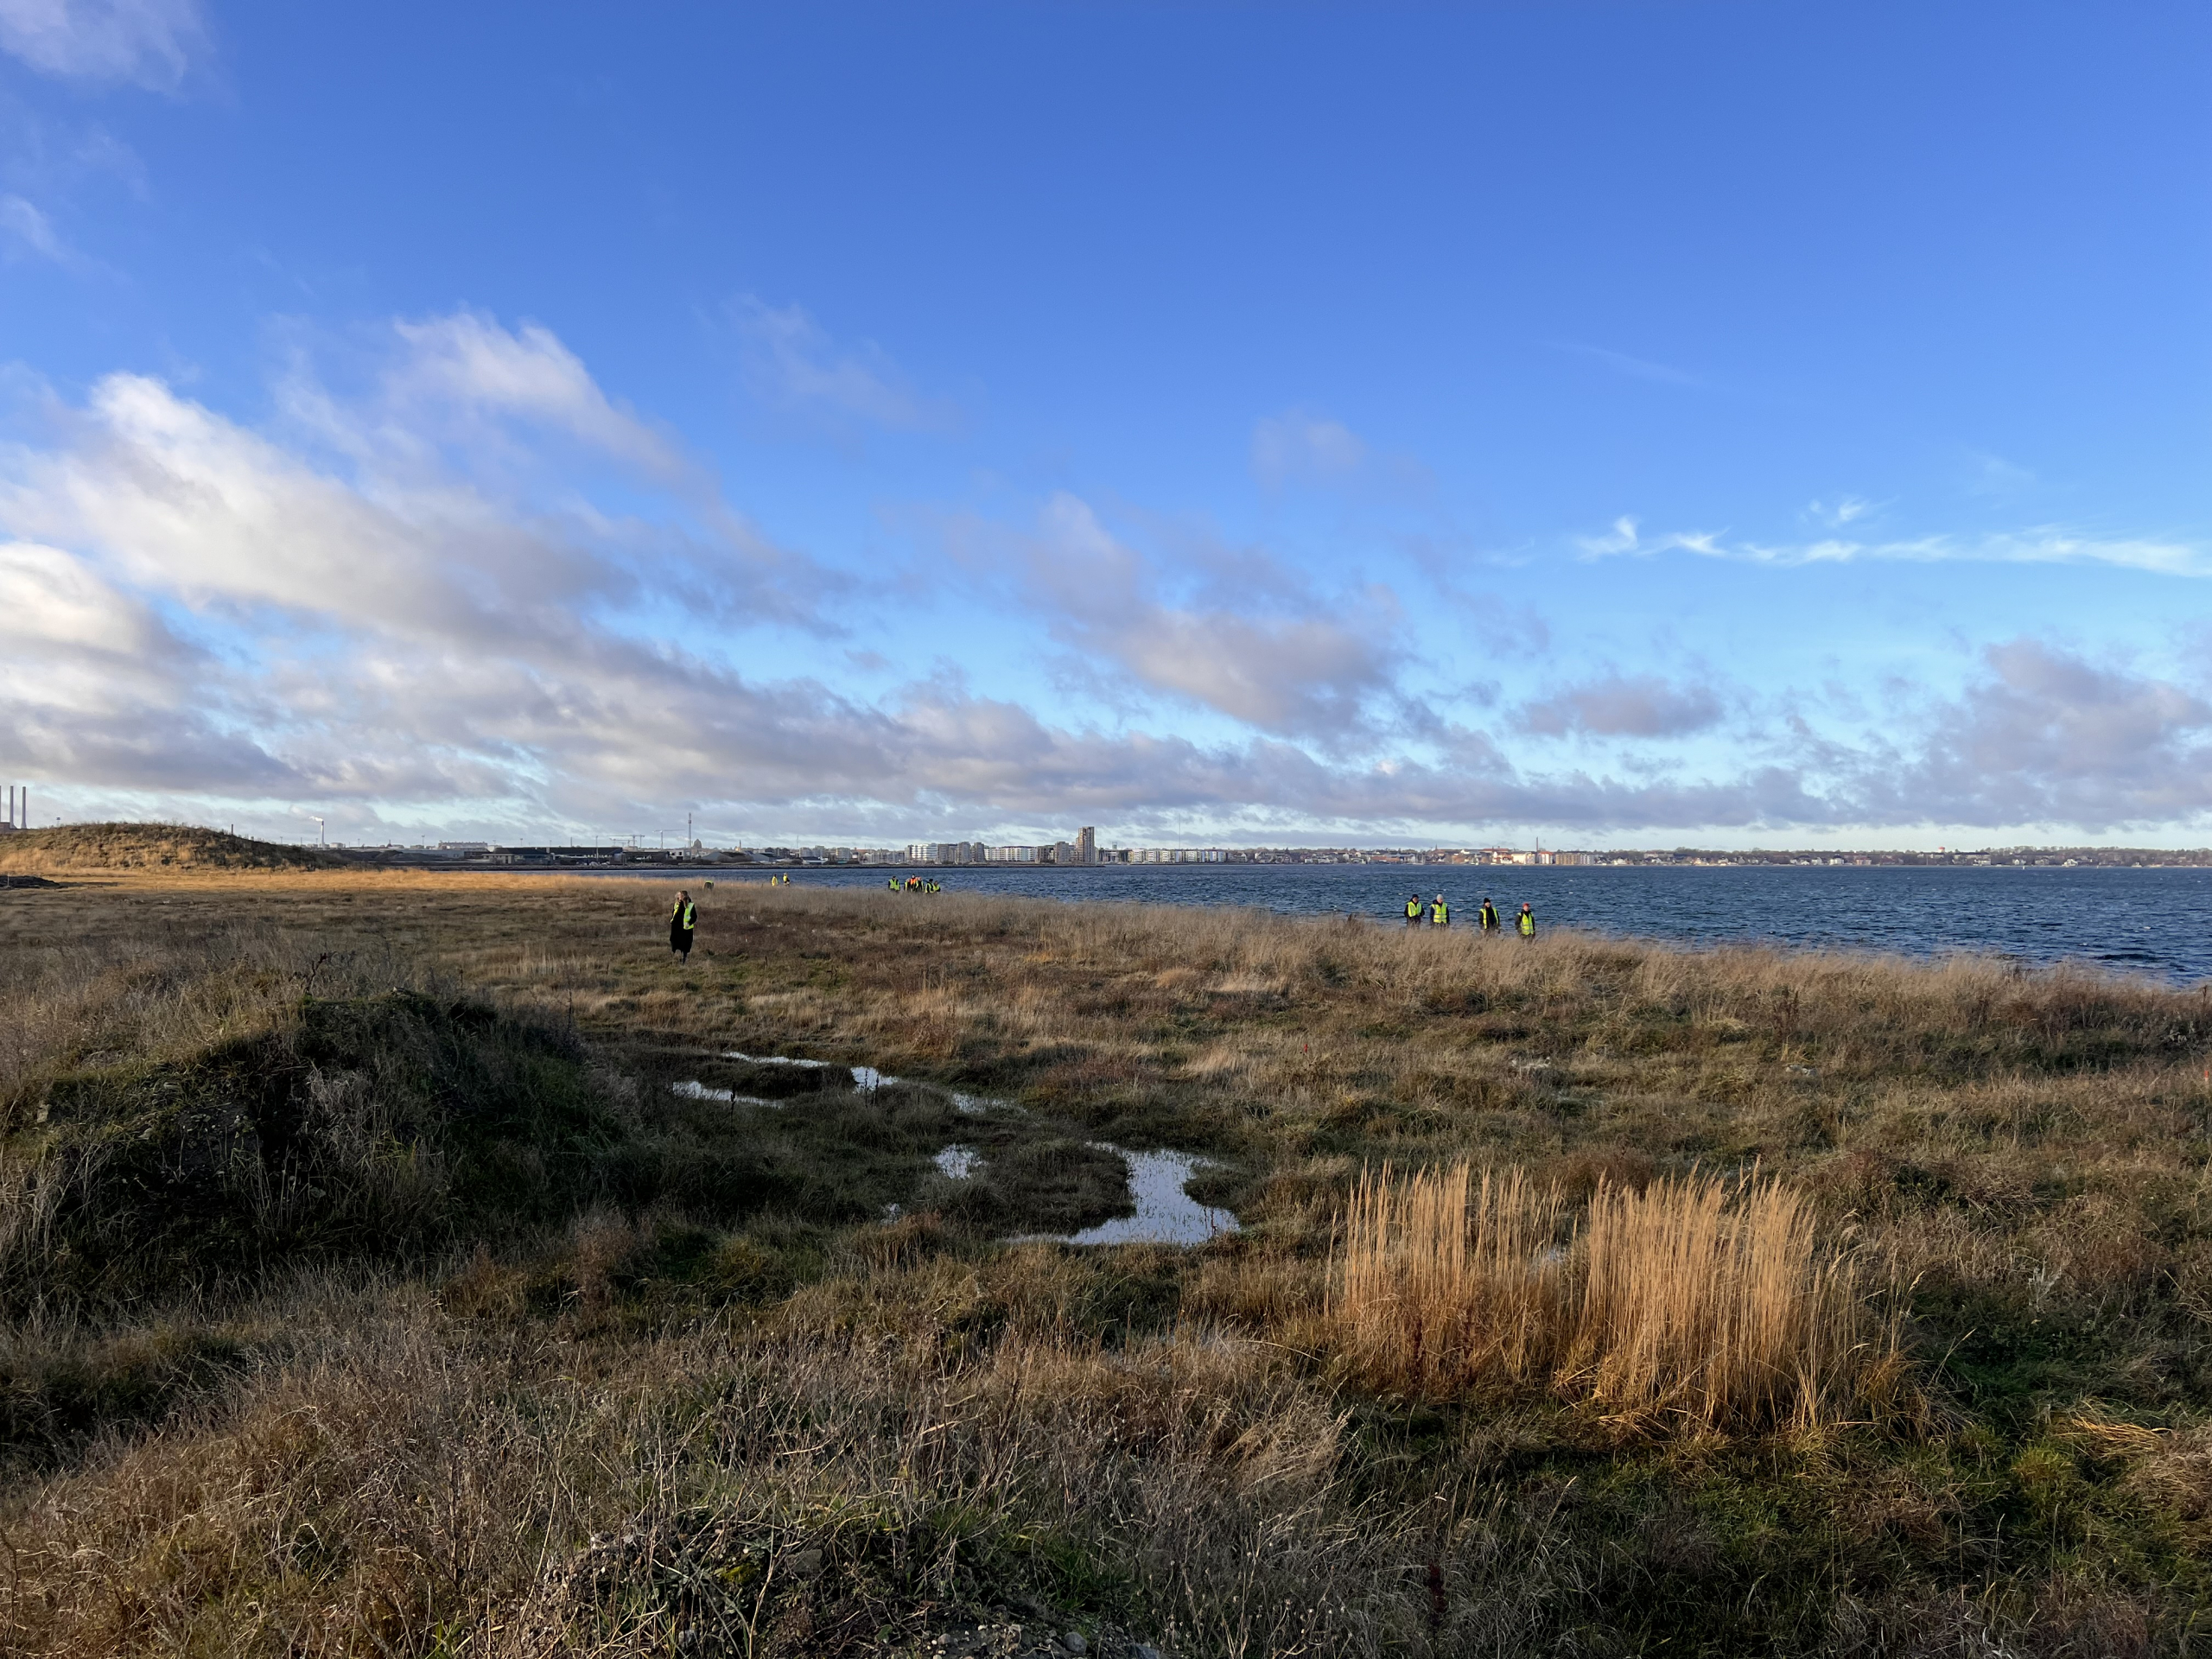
top-left (0, 821), bottom-right (345, 873)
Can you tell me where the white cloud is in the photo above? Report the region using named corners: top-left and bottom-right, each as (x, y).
top-left (0, 194), bottom-right (69, 263)
top-left (1858, 640), bottom-right (2212, 830)
top-left (1250, 407), bottom-right (1367, 487)
top-left (383, 312), bottom-right (692, 482)
top-left (1005, 493), bottom-right (1397, 740)
top-left (1518, 673), bottom-right (1725, 740)
top-left (1805, 496), bottom-right (1874, 530)
top-left (0, 0), bottom-right (204, 88)
top-left (0, 538), bottom-right (284, 789)
top-left (0, 314), bottom-right (846, 804)
top-left (1577, 517), bottom-right (2212, 577)
top-left (728, 296), bottom-right (954, 433)
top-left (1576, 515), bottom-right (1640, 556)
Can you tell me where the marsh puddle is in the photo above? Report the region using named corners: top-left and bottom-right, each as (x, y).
top-left (669, 1048), bottom-right (1234, 1245)
top-left (675, 1052), bottom-right (912, 1107)
top-left (670, 1080), bottom-right (779, 1107)
top-left (1017, 1147), bottom-right (1238, 1248)
top-left (709, 1052), bottom-right (1011, 1112)
top-left (722, 1052), bottom-right (894, 1091)
top-left (932, 1145), bottom-right (982, 1179)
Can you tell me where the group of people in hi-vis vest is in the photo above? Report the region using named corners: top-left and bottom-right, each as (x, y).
top-left (1403, 892), bottom-right (1536, 936)
top-left (887, 874), bottom-right (942, 893)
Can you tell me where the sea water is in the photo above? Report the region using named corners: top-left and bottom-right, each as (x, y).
top-left (687, 862), bottom-right (2212, 982)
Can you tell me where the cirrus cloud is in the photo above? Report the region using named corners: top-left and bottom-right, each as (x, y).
top-left (728, 296), bottom-right (957, 434)
top-left (0, 0), bottom-right (205, 88)
top-left (1579, 515), bottom-right (2211, 577)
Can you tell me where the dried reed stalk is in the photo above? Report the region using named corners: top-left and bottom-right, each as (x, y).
top-left (1333, 1163), bottom-right (1568, 1396)
top-left (1332, 1162), bottom-right (1877, 1432)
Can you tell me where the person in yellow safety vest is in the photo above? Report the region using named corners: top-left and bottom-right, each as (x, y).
top-left (1404, 893), bottom-right (1422, 926)
top-left (1479, 898), bottom-right (1500, 932)
top-left (669, 889), bottom-right (697, 962)
top-left (1429, 893), bottom-right (1449, 926)
top-left (887, 877), bottom-right (898, 891)
top-left (1517, 902), bottom-right (1535, 938)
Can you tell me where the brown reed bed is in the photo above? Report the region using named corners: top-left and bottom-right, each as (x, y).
top-left (1330, 1162), bottom-right (1891, 1433)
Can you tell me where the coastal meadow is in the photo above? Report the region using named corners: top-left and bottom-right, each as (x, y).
top-left (3, 863), bottom-right (2211, 1654)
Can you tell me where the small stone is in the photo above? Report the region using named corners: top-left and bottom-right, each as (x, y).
top-left (1131, 1646), bottom-right (1163, 1659)
top-left (1060, 1634), bottom-right (1088, 1656)
top-left (785, 1547), bottom-right (824, 1579)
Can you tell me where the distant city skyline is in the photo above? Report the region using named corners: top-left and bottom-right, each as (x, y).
top-left (3, 4), bottom-right (2208, 848)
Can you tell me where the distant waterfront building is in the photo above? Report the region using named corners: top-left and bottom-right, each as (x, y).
top-left (900, 840), bottom-right (996, 865)
top-left (1076, 825), bottom-right (1096, 865)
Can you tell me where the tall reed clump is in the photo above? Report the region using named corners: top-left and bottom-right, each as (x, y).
top-left (1331, 1162), bottom-right (1884, 1433)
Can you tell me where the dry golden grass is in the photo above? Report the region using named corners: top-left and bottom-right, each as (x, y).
top-left (1331, 1162), bottom-right (1881, 1431)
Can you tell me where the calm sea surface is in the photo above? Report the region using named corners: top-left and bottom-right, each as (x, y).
top-left (664, 862), bottom-right (2212, 983)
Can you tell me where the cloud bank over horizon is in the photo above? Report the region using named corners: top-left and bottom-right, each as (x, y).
top-left (2, 312), bottom-right (2207, 848)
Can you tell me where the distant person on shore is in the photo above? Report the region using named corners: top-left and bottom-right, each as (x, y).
top-left (1404, 893), bottom-right (1422, 926)
top-left (670, 890), bottom-right (697, 961)
top-left (1516, 901), bottom-right (1535, 938)
top-left (1429, 893), bottom-right (1449, 926)
top-left (1479, 898), bottom-right (1500, 932)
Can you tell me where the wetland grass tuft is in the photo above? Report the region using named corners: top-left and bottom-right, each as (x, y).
top-left (1332, 1161), bottom-right (1882, 1431)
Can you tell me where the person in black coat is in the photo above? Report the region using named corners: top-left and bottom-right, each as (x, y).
top-left (669, 889), bottom-right (696, 961)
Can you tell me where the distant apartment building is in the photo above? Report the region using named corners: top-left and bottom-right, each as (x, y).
top-left (906, 842), bottom-right (988, 864)
top-left (877, 829), bottom-right (1105, 866)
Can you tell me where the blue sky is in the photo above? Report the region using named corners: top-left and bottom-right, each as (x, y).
top-left (2, 2), bottom-right (2208, 849)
